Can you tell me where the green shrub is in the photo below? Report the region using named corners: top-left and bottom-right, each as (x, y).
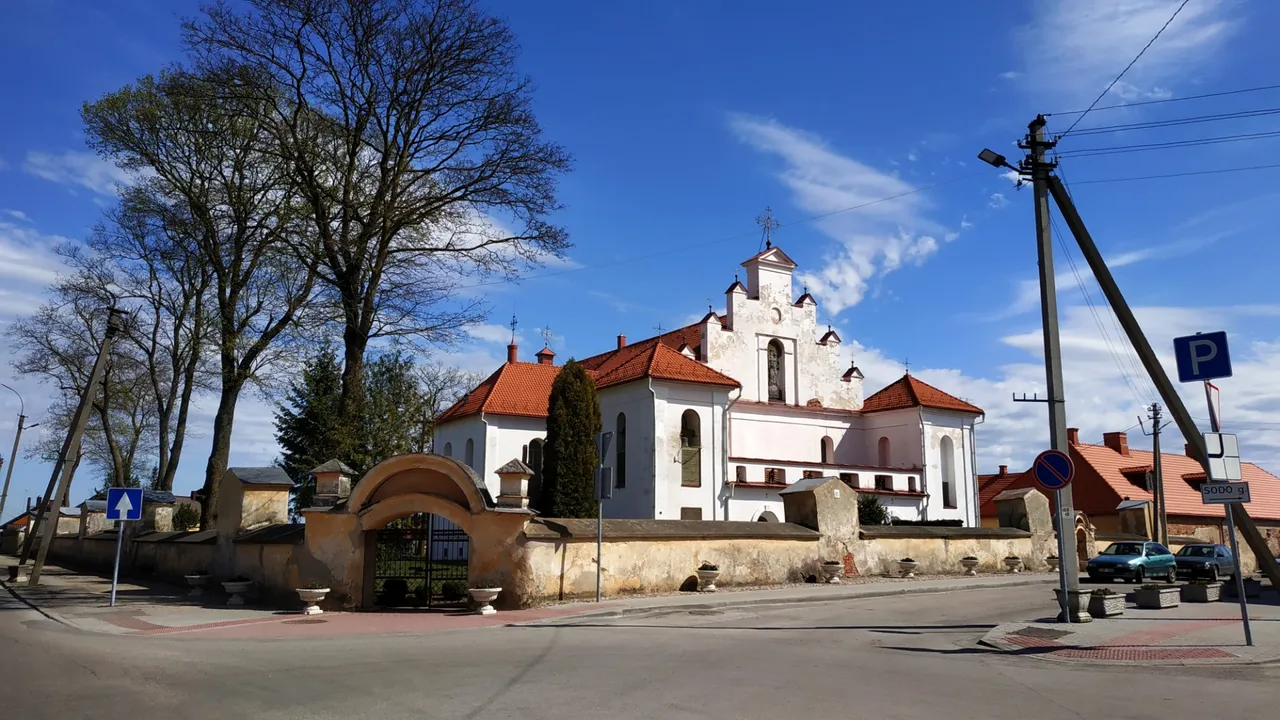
top-left (172, 503), bottom-right (200, 531)
top-left (440, 580), bottom-right (469, 601)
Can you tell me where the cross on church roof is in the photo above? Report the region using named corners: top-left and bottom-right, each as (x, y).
top-left (539, 326), bottom-right (553, 347)
top-left (509, 313), bottom-right (518, 343)
top-left (654, 322), bottom-right (666, 335)
top-left (756, 206), bottom-right (780, 250)
top-left (903, 357), bottom-right (911, 374)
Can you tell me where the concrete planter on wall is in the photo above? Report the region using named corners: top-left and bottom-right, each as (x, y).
top-left (897, 560), bottom-right (918, 578)
top-left (1134, 585), bottom-right (1180, 609)
top-left (184, 574), bottom-right (208, 597)
top-left (469, 588), bottom-right (501, 615)
top-left (696, 569), bottom-right (720, 592)
top-left (959, 558), bottom-right (979, 577)
top-left (1181, 582), bottom-right (1221, 603)
top-left (821, 562), bottom-right (843, 584)
top-left (296, 587), bottom-right (330, 615)
top-left (1088, 591), bottom-right (1125, 618)
top-left (222, 580), bottom-right (253, 606)
top-left (1003, 557), bottom-right (1023, 574)
top-left (1046, 557), bottom-right (1060, 572)
top-left (1052, 588), bottom-right (1093, 623)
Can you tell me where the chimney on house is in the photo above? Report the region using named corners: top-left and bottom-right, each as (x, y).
top-left (1186, 443), bottom-right (1195, 457)
top-left (26, 496), bottom-right (31, 511)
top-left (1103, 431), bottom-right (1130, 456)
top-left (506, 343), bottom-right (518, 363)
top-left (999, 464), bottom-right (1009, 476)
top-left (536, 347), bottom-right (556, 365)
top-left (1067, 428), bottom-right (1080, 446)
top-left (617, 334), bottom-right (626, 350)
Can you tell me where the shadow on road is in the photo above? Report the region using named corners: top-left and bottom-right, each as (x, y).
top-left (524, 621), bottom-right (998, 634)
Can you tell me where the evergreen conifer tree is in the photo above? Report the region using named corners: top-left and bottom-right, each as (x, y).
top-left (540, 360), bottom-right (601, 518)
top-left (275, 347), bottom-right (344, 516)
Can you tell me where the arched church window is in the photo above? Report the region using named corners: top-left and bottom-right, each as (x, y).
top-left (878, 436), bottom-right (891, 467)
top-left (767, 340), bottom-right (785, 402)
top-left (443, 442), bottom-right (452, 457)
top-left (528, 439), bottom-right (544, 511)
top-left (940, 435), bottom-right (957, 509)
top-left (464, 438), bottom-right (475, 469)
top-left (616, 412), bottom-right (627, 489)
top-left (821, 436), bottom-right (834, 464)
top-left (680, 409), bottom-right (701, 487)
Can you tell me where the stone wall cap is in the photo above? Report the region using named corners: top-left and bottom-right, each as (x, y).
top-left (495, 458), bottom-right (534, 475)
top-left (524, 518), bottom-right (821, 541)
top-left (992, 487), bottom-right (1041, 502)
top-left (226, 467), bottom-right (294, 487)
top-left (777, 476), bottom-right (840, 495)
top-left (234, 523), bottom-right (305, 544)
top-left (860, 526), bottom-right (1033, 539)
top-left (309, 459), bottom-right (356, 475)
top-left (130, 529), bottom-right (217, 544)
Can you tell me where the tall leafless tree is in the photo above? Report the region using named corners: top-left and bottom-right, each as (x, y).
top-left (185, 0), bottom-right (571, 430)
top-left (82, 69), bottom-right (319, 527)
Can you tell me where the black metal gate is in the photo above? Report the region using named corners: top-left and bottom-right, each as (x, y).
top-left (373, 513), bottom-right (469, 608)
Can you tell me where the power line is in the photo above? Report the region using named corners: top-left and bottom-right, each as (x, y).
top-left (1061, 0), bottom-right (1193, 135)
top-left (1048, 83), bottom-right (1280, 117)
top-left (1062, 106), bottom-right (1280, 138)
top-left (1056, 129), bottom-right (1280, 158)
top-left (1070, 162), bottom-right (1280, 184)
top-left (454, 170), bottom-right (984, 291)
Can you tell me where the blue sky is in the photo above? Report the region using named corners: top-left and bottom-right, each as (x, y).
top-left (3, 0), bottom-right (1280, 510)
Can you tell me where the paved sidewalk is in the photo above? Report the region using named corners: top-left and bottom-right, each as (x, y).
top-left (981, 586), bottom-right (1280, 666)
top-left (3, 554), bottom-right (1056, 639)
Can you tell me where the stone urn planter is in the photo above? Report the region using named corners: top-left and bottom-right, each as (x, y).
top-left (469, 587), bottom-right (501, 616)
top-left (959, 557), bottom-right (980, 577)
top-left (1134, 584), bottom-right (1180, 609)
top-left (1181, 581), bottom-right (1222, 603)
top-left (184, 573), bottom-right (209, 597)
top-left (1088, 589), bottom-right (1125, 618)
top-left (1052, 588), bottom-right (1093, 622)
top-left (821, 561), bottom-right (843, 584)
top-left (296, 586), bottom-right (330, 615)
top-left (696, 563), bottom-right (720, 592)
top-left (1046, 556), bottom-right (1060, 572)
top-left (1003, 556), bottom-right (1023, 574)
top-left (897, 559), bottom-right (919, 578)
top-left (222, 577), bottom-right (253, 606)
top-left (1223, 577), bottom-right (1263, 599)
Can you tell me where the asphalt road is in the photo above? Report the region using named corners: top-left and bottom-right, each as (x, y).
top-left (2, 583), bottom-right (1276, 720)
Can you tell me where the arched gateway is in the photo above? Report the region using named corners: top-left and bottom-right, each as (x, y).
top-left (300, 453), bottom-right (533, 610)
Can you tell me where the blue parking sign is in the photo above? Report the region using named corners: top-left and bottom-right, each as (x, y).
top-left (1173, 332), bottom-right (1232, 383)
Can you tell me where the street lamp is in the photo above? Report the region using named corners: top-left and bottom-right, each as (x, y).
top-left (977, 148), bottom-right (1016, 170)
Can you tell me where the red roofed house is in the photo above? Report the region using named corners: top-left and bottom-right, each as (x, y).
top-left (434, 246), bottom-right (985, 524)
top-left (986, 428), bottom-right (1280, 556)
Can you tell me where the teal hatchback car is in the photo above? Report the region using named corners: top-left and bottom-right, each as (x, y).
top-left (1086, 541), bottom-right (1178, 583)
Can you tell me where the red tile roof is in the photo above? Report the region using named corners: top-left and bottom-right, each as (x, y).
top-left (861, 374), bottom-right (984, 415)
top-left (437, 320), bottom-right (739, 423)
top-left (986, 437), bottom-right (1280, 522)
top-left (978, 468), bottom-right (1026, 519)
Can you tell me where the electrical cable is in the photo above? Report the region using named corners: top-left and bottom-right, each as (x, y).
top-left (1061, 0), bottom-right (1193, 135)
top-left (1056, 129), bottom-right (1280, 158)
top-left (1069, 162), bottom-right (1280, 184)
top-left (1049, 83), bottom-right (1280, 117)
top-left (1062, 106), bottom-right (1280, 137)
top-left (453, 171), bottom-right (984, 290)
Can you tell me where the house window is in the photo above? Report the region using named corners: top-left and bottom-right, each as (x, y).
top-left (765, 467), bottom-right (786, 486)
top-left (874, 474), bottom-right (891, 491)
top-left (616, 412), bottom-right (627, 489)
top-left (443, 442), bottom-right (452, 457)
top-left (877, 436), bottom-right (891, 466)
top-left (735, 465), bottom-right (747, 483)
top-left (767, 339), bottom-right (785, 402)
top-left (464, 438), bottom-right (475, 470)
top-left (840, 472), bottom-right (859, 488)
top-left (802, 470), bottom-right (822, 479)
top-left (908, 476), bottom-right (918, 492)
top-left (680, 409), bottom-right (701, 487)
top-left (820, 436), bottom-right (834, 464)
top-left (940, 435), bottom-right (957, 509)
top-left (680, 507), bottom-right (703, 520)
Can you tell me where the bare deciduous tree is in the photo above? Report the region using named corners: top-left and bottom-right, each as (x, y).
top-left (185, 0), bottom-right (571, 429)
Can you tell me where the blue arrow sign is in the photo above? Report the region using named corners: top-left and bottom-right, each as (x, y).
top-left (105, 487), bottom-right (143, 521)
top-left (1032, 450), bottom-right (1074, 492)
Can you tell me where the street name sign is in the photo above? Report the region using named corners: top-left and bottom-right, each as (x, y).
top-left (1201, 482), bottom-right (1251, 505)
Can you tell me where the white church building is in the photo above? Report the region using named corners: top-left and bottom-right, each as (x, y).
top-left (434, 245), bottom-right (985, 526)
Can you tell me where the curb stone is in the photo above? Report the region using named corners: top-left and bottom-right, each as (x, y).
top-left (515, 577), bottom-right (1059, 625)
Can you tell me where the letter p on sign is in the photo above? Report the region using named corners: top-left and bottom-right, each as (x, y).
top-left (1174, 331), bottom-right (1232, 383)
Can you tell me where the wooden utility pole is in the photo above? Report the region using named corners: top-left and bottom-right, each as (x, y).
top-left (25, 308), bottom-right (125, 586)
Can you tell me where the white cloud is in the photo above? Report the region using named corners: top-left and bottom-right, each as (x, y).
top-left (0, 220), bottom-right (71, 289)
top-left (466, 323), bottom-right (518, 345)
top-left (1000, 71), bottom-right (1020, 80)
top-left (988, 193), bottom-right (1010, 209)
top-left (907, 150), bottom-right (919, 162)
top-left (1017, 0), bottom-right (1235, 107)
top-left (1001, 170), bottom-right (1022, 186)
top-left (728, 113), bottom-right (950, 314)
top-left (2, 209), bottom-right (30, 222)
top-left (24, 150), bottom-right (135, 196)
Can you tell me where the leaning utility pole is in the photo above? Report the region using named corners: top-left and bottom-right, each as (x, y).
top-left (1019, 116), bottom-right (1082, 622)
top-left (1046, 177), bottom-right (1280, 592)
top-left (25, 308), bottom-right (126, 586)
